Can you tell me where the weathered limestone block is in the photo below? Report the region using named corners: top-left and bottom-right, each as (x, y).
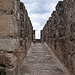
top-left (0, 0), bottom-right (20, 15)
top-left (0, 38), bottom-right (20, 51)
top-left (0, 52), bottom-right (17, 67)
top-left (0, 15), bottom-right (19, 37)
top-left (0, 51), bottom-right (19, 75)
top-left (0, 0), bottom-right (15, 13)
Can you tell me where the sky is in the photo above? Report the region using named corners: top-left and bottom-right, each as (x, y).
top-left (20, 0), bottom-right (63, 39)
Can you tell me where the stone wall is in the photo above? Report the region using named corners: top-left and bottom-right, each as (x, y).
top-left (0, 0), bottom-right (33, 75)
top-left (33, 30), bottom-right (35, 42)
top-left (41, 0), bottom-right (75, 75)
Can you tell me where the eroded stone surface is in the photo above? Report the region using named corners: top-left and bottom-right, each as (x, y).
top-left (0, 38), bottom-right (20, 51)
top-left (0, 15), bottom-right (18, 37)
top-left (0, 0), bottom-right (33, 75)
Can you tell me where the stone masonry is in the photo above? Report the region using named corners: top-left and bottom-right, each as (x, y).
top-left (33, 30), bottom-right (35, 42)
top-left (41, 0), bottom-right (75, 75)
top-left (0, 0), bottom-right (75, 75)
top-left (0, 0), bottom-right (33, 75)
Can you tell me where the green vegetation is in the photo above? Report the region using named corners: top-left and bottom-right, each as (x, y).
top-left (0, 64), bottom-right (6, 75)
top-left (0, 64), bottom-right (6, 68)
top-left (0, 69), bottom-right (6, 75)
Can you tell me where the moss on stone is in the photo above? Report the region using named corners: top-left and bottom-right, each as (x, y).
top-left (0, 64), bottom-right (6, 68)
top-left (0, 69), bottom-right (6, 75)
top-left (0, 64), bottom-right (6, 75)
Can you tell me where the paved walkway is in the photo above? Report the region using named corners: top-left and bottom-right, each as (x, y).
top-left (23, 43), bottom-right (71, 75)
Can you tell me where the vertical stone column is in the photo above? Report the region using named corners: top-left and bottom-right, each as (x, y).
top-left (33, 30), bottom-right (35, 42)
top-left (41, 30), bottom-right (43, 42)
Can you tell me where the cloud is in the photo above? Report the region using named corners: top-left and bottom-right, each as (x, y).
top-left (20, 0), bottom-right (63, 39)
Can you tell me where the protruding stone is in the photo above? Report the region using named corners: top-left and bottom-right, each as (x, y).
top-left (0, 38), bottom-right (20, 51)
top-left (0, 15), bottom-right (18, 37)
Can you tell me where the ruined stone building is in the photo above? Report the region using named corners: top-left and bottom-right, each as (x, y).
top-left (0, 0), bottom-right (75, 75)
top-left (0, 0), bottom-right (33, 74)
top-left (41, 0), bottom-right (75, 75)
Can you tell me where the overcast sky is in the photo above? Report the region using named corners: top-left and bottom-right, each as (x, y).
top-left (20, 0), bottom-right (63, 39)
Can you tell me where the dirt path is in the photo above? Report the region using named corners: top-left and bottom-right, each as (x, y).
top-left (23, 43), bottom-right (71, 75)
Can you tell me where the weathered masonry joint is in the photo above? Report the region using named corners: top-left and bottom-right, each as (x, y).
top-left (41, 0), bottom-right (75, 75)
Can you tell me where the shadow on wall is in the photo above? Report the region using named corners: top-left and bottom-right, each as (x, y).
top-left (33, 39), bottom-right (41, 43)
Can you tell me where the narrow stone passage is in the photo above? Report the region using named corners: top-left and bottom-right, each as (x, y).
top-left (23, 43), bottom-right (71, 75)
